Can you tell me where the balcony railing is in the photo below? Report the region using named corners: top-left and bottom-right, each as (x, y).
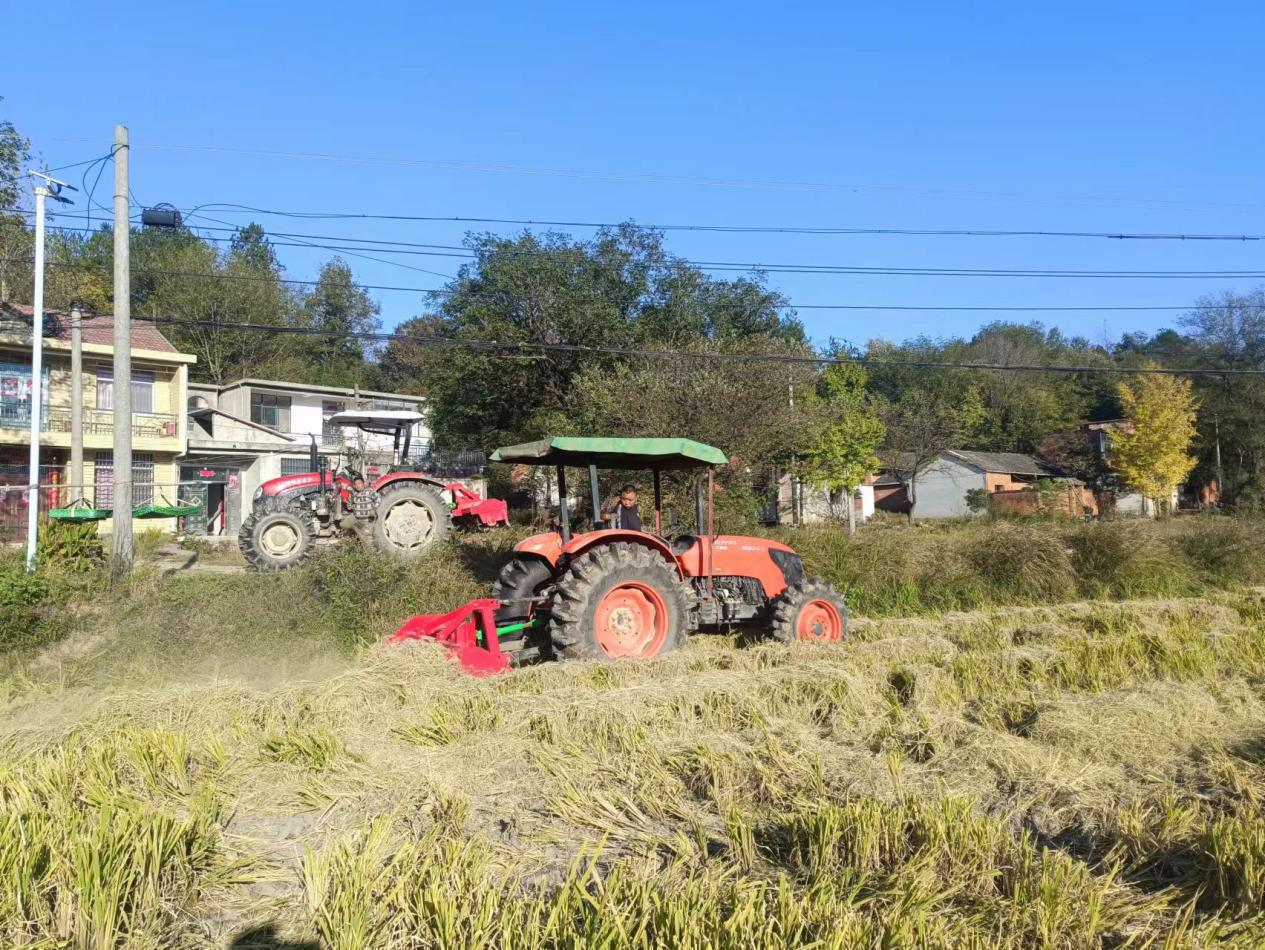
top-left (0, 405), bottom-right (180, 439)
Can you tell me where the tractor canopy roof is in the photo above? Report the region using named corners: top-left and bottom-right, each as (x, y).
top-left (327, 410), bottom-right (423, 435)
top-left (489, 436), bottom-right (727, 470)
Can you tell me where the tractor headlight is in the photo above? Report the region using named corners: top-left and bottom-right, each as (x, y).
top-left (253, 487), bottom-right (264, 504)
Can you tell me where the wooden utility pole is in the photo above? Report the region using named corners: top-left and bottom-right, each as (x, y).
top-left (111, 125), bottom-right (132, 573)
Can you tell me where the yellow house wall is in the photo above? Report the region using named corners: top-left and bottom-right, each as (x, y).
top-left (0, 336), bottom-right (195, 538)
top-left (0, 349), bottom-right (187, 454)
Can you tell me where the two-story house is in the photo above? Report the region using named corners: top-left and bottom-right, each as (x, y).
top-left (183, 378), bottom-right (429, 536)
top-left (0, 303), bottom-right (196, 541)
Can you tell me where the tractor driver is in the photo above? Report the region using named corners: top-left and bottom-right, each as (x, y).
top-left (349, 475), bottom-right (380, 545)
top-left (606, 484), bottom-right (643, 532)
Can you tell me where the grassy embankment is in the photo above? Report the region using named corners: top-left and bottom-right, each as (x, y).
top-left (3, 517), bottom-right (1265, 945)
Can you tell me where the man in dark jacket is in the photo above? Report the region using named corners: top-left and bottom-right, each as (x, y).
top-left (607, 484), bottom-right (643, 531)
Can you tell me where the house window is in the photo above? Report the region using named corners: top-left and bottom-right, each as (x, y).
top-left (96, 367), bottom-right (155, 413)
top-left (250, 392), bottom-right (291, 431)
top-left (0, 362), bottom-right (50, 427)
top-left (321, 400), bottom-right (346, 444)
top-left (94, 451), bottom-right (156, 508)
top-left (281, 457), bottom-right (313, 476)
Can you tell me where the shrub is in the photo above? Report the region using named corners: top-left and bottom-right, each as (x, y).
top-left (38, 518), bottom-right (105, 572)
top-left (0, 551), bottom-right (52, 651)
top-left (958, 522), bottom-right (1077, 603)
top-left (1176, 517), bottom-right (1265, 586)
top-left (1065, 521), bottom-right (1191, 599)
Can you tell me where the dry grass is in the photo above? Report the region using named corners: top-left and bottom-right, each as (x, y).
top-left (4, 520), bottom-right (1265, 945)
top-left (4, 589), bottom-right (1265, 945)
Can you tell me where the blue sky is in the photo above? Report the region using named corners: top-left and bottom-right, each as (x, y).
top-left (6, 1), bottom-right (1264, 348)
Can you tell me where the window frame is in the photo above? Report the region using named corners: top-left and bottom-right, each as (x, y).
top-left (250, 391), bottom-right (292, 431)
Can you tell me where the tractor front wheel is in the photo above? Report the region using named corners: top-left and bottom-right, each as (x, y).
top-left (239, 505), bottom-right (317, 571)
top-left (548, 543), bottom-right (691, 661)
top-left (371, 482), bottom-right (452, 557)
top-left (769, 579), bottom-right (849, 643)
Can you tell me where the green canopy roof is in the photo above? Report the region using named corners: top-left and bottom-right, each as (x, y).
top-left (490, 437), bottom-right (727, 470)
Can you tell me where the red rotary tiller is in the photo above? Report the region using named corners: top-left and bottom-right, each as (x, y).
top-left (388, 599), bottom-right (541, 676)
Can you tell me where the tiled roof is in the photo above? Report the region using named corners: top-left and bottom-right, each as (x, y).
top-left (1, 303), bottom-right (179, 353)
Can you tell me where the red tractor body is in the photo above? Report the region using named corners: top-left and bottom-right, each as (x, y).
top-left (239, 410), bottom-right (506, 571)
top-left (392, 437), bottom-right (847, 673)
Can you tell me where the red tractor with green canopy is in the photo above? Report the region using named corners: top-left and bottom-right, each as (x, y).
top-left (391, 436), bottom-right (848, 673)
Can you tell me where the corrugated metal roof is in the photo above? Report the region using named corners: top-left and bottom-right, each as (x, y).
top-left (946, 450), bottom-right (1063, 476)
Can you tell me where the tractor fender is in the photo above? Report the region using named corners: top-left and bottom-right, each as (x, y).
top-left (513, 529), bottom-right (681, 573)
top-left (370, 471), bottom-right (447, 492)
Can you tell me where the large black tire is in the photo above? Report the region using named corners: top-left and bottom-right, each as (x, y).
top-left (769, 578), bottom-right (849, 643)
top-left (239, 505), bottom-right (317, 572)
top-left (371, 482), bottom-right (452, 557)
top-left (491, 556), bottom-right (555, 624)
top-left (548, 543), bottom-right (692, 661)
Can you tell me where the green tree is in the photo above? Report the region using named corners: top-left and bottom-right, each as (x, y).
top-left (0, 105), bottom-right (32, 303)
top-left (797, 363), bottom-right (884, 533)
top-left (134, 224), bottom-right (298, 384)
top-left (377, 225), bottom-right (803, 446)
top-left (878, 385), bottom-right (986, 523)
top-left (1111, 373), bottom-right (1199, 514)
top-left (297, 259), bottom-right (380, 388)
top-left (1176, 287), bottom-right (1265, 507)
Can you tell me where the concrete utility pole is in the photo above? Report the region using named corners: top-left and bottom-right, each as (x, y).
top-left (70, 308), bottom-right (83, 498)
top-left (111, 125), bottom-right (133, 573)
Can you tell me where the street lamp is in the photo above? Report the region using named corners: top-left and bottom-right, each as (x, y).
top-left (25, 170), bottom-right (76, 572)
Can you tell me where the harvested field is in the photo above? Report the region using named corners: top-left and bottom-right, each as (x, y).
top-left (4, 521), bottom-right (1265, 946)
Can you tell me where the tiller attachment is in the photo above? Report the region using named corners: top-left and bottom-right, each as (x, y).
top-left (388, 598), bottom-right (534, 676)
top-left (445, 482), bottom-right (511, 527)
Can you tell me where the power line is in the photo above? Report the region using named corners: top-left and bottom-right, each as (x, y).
top-left (81, 311), bottom-right (1265, 377)
top-left (3, 257), bottom-right (1256, 312)
top-left (162, 203), bottom-right (1265, 242)
top-left (183, 210), bottom-right (456, 281)
top-left (14, 203), bottom-right (1265, 243)
top-left (37, 135), bottom-right (1265, 212)
top-left (24, 221), bottom-right (1265, 280)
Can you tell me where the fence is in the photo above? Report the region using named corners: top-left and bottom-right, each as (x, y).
top-left (0, 406), bottom-right (180, 439)
top-left (0, 464), bottom-right (193, 543)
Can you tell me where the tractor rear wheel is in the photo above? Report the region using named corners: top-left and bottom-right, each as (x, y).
top-left (371, 482), bottom-right (452, 557)
top-left (548, 543), bottom-right (690, 661)
top-left (240, 505), bottom-right (317, 571)
top-left (769, 579), bottom-right (849, 643)
top-left (491, 556), bottom-right (555, 624)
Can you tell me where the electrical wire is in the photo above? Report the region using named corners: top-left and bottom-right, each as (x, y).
top-left (165, 203), bottom-right (1265, 242)
top-left (5, 257), bottom-right (1261, 312)
top-left (83, 311), bottom-right (1265, 377)
top-left (2, 303), bottom-right (1255, 377)
top-left (183, 210), bottom-right (456, 281)
top-left (36, 136), bottom-right (1265, 212)
top-left (24, 220), bottom-right (1265, 281)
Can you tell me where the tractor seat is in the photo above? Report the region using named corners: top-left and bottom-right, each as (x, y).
top-left (670, 534), bottom-right (699, 555)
